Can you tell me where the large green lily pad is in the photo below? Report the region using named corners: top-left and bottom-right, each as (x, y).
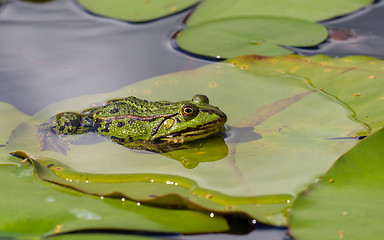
top-left (289, 127), bottom-right (384, 240)
top-left (6, 56), bottom-right (367, 226)
top-left (0, 164), bottom-right (228, 238)
top-left (176, 16), bottom-right (328, 58)
top-left (78, 0), bottom-right (200, 22)
top-left (187, 0), bottom-right (374, 26)
top-left (228, 54), bottom-right (384, 134)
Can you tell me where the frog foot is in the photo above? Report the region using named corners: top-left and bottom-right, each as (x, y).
top-left (39, 127), bottom-right (70, 155)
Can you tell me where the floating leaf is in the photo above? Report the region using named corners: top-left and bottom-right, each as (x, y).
top-left (6, 58), bottom-right (365, 226)
top-left (0, 164), bottom-right (228, 238)
top-left (78, 0), bottom-right (200, 22)
top-left (227, 54), bottom-right (384, 134)
top-left (0, 102), bottom-right (30, 166)
top-left (187, 0), bottom-right (374, 26)
top-left (289, 127), bottom-right (384, 240)
top-left (176, 16), bottom-right (328, 58)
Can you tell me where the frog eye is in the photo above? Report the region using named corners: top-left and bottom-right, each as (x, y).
top-left (180, 104), bottom-right (198, 119)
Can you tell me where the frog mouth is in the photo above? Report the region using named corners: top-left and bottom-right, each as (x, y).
top-left (151, 110), bottom-right (227, 143)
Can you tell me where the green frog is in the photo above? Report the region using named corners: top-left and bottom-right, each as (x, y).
top-left (39, 94), bottom-right (227, 154)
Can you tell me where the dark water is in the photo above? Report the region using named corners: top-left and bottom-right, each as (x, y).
top-left (296, 0), bottom-right (384, 57)
top-left (1, 0), bottom-right (384, 239)
top-left (1, 0), bottom-right (384, 116)
top-left (0, 0), bottom-right (208, 115)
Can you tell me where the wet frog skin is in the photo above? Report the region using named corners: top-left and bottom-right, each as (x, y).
top-left (40, 94), bottom-right (227, 153)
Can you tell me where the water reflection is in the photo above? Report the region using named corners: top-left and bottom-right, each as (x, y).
top-left (39, 128), bottom-right (228, 169)
top-left (162, 135), bottom-right (228, 168)
top-left (224, 126), bottom-right (262, 143)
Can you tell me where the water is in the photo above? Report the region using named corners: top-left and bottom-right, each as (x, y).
top-left (0, 0), bottom-right (208, 115)
top-left (296, 0), bottom-right (384, 57)
top-left (1, 0), bottom-right (384, 239)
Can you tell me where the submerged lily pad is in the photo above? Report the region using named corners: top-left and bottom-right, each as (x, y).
top-left (0, 164), bottom-right (228, 238)
top-left (6, 57), bottom-right (366, 226)
top-left (78, 0), bottom-right (200, 22)
top-left (0, 102), bottom-right (30, 166)
top-left (176, 16), bottom-right (328, 58)
top-left (289, 127), bottom-right (384, 240)
top-left (0, 102), bottom-right (30, 144)
top-left (227, 54), bottom-right (384, 134)
top-left (187, 0), bottom-right (374, 26)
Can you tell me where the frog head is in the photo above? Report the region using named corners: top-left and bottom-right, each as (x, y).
top-left (52, 112), bottom-right (83, 135)
top-left (151, 94), bottom-right (227, 143)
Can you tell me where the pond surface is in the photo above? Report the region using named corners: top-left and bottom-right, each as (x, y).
top-left (0, 0), bottom-right (208, 115)
top-left (1, 0), bottom-right (384, 239)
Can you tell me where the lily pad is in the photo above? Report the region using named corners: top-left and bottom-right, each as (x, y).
top-left (0, 164), bottom-right (228, 238)
top-left (6, 58), bottom-right (365, 226)
top-left (289, 127), bottom-right (384, 240)
top-left (78, 0), bottom-right (200, 22)
top-left (176, 16), bottom-right (328, 58)
top-left (187, 0), bottom-right (374, 26)
top-left (227, 54), bottom-right (384, 134)
top-left (0, 102), bottom-right (30, 166)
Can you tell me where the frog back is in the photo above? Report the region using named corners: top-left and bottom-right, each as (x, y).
top-left (86, 97), bottom-right (183, 142)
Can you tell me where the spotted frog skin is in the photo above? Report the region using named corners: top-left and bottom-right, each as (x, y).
top-left (40, 94), bottom-right (227, 153)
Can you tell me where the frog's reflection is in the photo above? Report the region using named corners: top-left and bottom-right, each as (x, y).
top-left (43, 131), bottom-right (228, 169)
top-left (119, 126), bottom-right (262, 169)
top-left (40, 124), bottom-right (267, 169)
top-left (115, 134), bottom-right (228, 169)
top-left (160, 135), bottom-right (228, 169)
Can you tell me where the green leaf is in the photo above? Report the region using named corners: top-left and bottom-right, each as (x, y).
top-left (176, 16), bottom-right (328, 58)
top-left (187, 0), bottom-right (374, 25)
top-left (0, 102), bottom-right (30, 166)
top-left (227, 54), bottom-right (384, 134)
top-left (78, 0), bottom-right (200, 22)
top-left (289, 127), bottom-right (384, 240)
top-left (6, 57), bottom-right (365, 226)
top-left (0, 164), bottom-right (228, 238)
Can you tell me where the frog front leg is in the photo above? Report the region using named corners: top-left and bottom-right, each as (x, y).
top-left (39, 112), bottom-right (84, 155)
